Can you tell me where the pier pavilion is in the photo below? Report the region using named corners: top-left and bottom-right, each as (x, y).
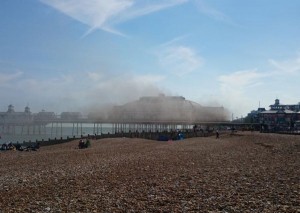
top-left (83, 94), bottom-right (230, 133)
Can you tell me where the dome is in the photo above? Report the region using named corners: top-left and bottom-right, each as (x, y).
top-left (25, 106), bottom-right (31, 113)
top-left (7, 104), bottom-right (15, 113)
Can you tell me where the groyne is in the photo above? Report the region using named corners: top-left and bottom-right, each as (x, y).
top-left (22, 130), bottom-right (215, 147)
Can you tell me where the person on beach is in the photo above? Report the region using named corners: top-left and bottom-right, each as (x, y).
top-left (85, 139), bottom-right (91, 148)
top-left (7, 142), bottom-right (16, 150)
top-left (216, 130), bottom-right (220, 139)
top-left (1, 143), bottom-right (7, 150)
top-left (78, 140), bottom-right (85, 149)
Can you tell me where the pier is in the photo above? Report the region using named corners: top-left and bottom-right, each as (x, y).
top-left (0, 116), bottom-right (259, 135)
top-left (1, 116), bottom-right (260, 145)
top-left (0, 97), bottom-right (260, 144)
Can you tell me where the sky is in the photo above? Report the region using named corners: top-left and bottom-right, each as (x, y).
top-left (0, 0), bottom-right (300, 118)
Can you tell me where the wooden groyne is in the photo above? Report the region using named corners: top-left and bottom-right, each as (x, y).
top-left (22, 130), bottom-right (216, 147)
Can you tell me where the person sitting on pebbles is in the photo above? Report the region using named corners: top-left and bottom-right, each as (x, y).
top-left (1, 143), bottom-right (8, 150)
top-left (216, 130), bottom-right (220, 139)
top-left (78, 139), bottom-right (85, 149)
top-left (78, 139), bottom-right (91, 149)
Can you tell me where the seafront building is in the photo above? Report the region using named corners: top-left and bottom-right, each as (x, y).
top-left (246, 99), bottom-right (300, 131)
top-left (0, 105), bottom-right (56, 124)
top-left (0, 105), bottom-right (57, 134)
top-left (0, 105), bottom-right (33, 125)
top-left (107, 95), bottom-right (228, 124)
top-left (0, 105), bottom-right (83, 125)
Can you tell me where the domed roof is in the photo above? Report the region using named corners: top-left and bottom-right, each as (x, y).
top-left (7, 104), bottom-right (15, 113)
top-left (109, 95), bottom-right (227, 123)
top-left (25, 106), bottom-right (31, 113)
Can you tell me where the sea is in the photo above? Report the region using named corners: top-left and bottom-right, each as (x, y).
top-left (0, 123), bottom-right (114, 144)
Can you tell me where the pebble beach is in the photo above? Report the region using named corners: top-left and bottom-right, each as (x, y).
top-left (0, 132), bottom-right (299, 212)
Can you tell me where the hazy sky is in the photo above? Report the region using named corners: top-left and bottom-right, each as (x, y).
top-left (1, 0), bottom-right (299, 117)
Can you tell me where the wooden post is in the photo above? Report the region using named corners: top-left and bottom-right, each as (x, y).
top-left (60, 122), bottom-right (63, 137)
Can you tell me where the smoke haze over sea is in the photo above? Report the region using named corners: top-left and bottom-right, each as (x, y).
top-left (1, 0), bottom-right (300, 117)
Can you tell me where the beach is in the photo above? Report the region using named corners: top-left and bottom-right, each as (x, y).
top-left (0, 132), bottom-right (299, 212)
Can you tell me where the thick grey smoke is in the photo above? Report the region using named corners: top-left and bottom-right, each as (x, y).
top-left (80, 73), bottom-right (166, 116)
top-left (0, 70), bottom-right (230, 122)
top-left (0, 70), bottom-right (165, 113)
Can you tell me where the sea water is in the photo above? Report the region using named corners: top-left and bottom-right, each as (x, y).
top-left (0, 123), bottom-right (114, 144)
top-left (0, 123), bottom-right (187, 144)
